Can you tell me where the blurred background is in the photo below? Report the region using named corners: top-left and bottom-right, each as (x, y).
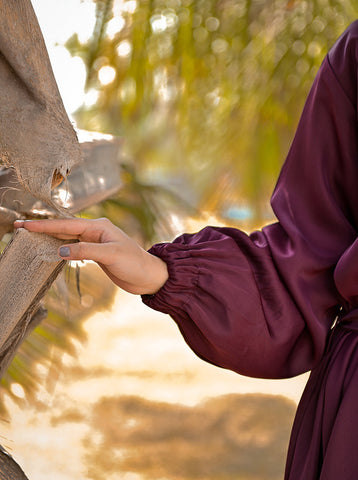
top-left (1, 1), bottom-right (358, 479)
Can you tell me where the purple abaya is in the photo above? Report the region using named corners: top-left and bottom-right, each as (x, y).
top-left (143, 21), bottom-right (358, 479)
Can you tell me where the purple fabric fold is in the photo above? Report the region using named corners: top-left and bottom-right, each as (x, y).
top-left (144, 227), bottom-right (313, 379)
top-left (334, 238), bottom-right (358, 307)
top-left (143, 22), bottom-right (358, 381)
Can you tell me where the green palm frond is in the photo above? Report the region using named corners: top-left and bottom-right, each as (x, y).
top-left (68, 0), bottom-right (358, 225)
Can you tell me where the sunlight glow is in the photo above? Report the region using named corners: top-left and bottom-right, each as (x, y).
top-left (169, 214), bottom-right (184, 234)
top-left (150, 11), bottom-right (178, 33)
top-left (10, 383), bottom-right (25, 399)
top-left (31, 0), bottom-right (94, 114)
top-left (106, 15), bottom-right (126, 39)
top-left (54, 188), bottom-right (72, 208)
top-left (84, 89), bottom-right (100, 107)
top-left (50, 48), bottom-right (87, 113)
top-left (165, 11), bottom-right (178, 29)
top-left (116, 40), bottom-right (132, 58)
top-left (150, 14), bottom-right (168, 33)
top-left (31, 208), bottom-right (52, 216)
top-left (153, 68), bottom-right (177, 102)
top-left (98, 65), bottom-right (116, 85)
top-left (211, 38), bottom-right (229, 55)
top-left (32, 0), bottom-right (95, 45)
top-left (123, 0), bottom-right (137, 14)
top-left (76, 129), bottom-right (114, 143)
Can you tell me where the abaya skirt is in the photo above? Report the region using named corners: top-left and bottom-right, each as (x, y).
top-left (286, 313), bottom-right (358, 479)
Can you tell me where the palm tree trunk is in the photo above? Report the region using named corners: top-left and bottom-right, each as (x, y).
top-left (0, 447), bottom-right (29, 480)
top-left (0, 229), bottom-right (66, 376)
top-left (0, 0), bottom-right (82, 204)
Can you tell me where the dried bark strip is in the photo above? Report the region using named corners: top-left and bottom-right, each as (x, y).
top-left (0, 229), bottom-right (66, 371)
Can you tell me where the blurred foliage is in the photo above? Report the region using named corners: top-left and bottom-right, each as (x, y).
top-left (68, 0), bottom-right (358, 226)
top-left (83, 161), bottom-right (196, 246)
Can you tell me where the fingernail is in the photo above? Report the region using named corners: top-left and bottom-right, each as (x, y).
top-left (59, 246), bottom-right (70, 257)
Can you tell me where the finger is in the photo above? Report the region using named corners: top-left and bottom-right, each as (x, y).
top-left (14, 218), bottom-right (115, 243)
top-left (14, 222), bottom-right (80, 240)
top-left (13, 220), bottom-right (24, 228)
top-left (58, 241), bottom-right (118, 265)
top-left (14, 220), bottom-right (81, 240)
top-left (15, 218), bottom-right (91, 237)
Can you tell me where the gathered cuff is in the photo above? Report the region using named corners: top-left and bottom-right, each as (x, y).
top-left (141, 241), bottom-right (200, 313)
top-left (139, 225), bottom-right (326, 378)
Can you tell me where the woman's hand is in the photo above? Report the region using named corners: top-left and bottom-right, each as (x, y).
top-left (13, 218), bottom-right (169, 295)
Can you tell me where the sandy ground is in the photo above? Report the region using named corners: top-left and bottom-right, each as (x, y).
top-left (1, 289), bottom-right (308, 480)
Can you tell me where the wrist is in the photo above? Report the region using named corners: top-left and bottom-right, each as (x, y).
top-left (142, 252), bottom-right (169, 295)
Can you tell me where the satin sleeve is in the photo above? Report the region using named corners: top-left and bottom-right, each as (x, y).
top-left (143, 21), bottom-right (358, 379)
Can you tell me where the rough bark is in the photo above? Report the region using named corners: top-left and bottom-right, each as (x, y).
top-left (0, 0), bottom-right (82, 203)
top-left (0, 229), bottom-right (66, 374)
top-left (0, 137), bottom-right (122, 221)
top-left (0, 229), bottom-right (68, 479)
top-left (0, 2), bottom-right (106, 478)
top-left (0, 207), bottom-right (21, 239)
top-left (0, 137), bottom-right (122, 374)
top-left (0, 447), bottom-right (29, 480)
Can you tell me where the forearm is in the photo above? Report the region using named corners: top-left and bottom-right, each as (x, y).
top-left (107, 250), bottom-right (169, 295)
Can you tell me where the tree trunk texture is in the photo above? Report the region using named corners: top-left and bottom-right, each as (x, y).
top-left (0, 1), bottom-right (109, 477)
top-left (0, 136), bottom-right (122, 221)
top-left (0, 137), bottom-right (122, 477)
top-left (0, 447), bottom-right (29, 480)
top-left (0, 228), bottom-right (67, 478)
top-left (0, 0), bottom-right (82, 204)
top-left (0, 229), bottom-right (66, 376)
top-left (0, 3), bottom-right (122, 477)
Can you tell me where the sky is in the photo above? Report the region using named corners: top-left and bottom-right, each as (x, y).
top-left (31, 0), bottom-right (96, 115)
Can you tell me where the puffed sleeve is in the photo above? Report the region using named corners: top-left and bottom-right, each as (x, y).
top-left (142, 21), bottom-right (358, 379)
